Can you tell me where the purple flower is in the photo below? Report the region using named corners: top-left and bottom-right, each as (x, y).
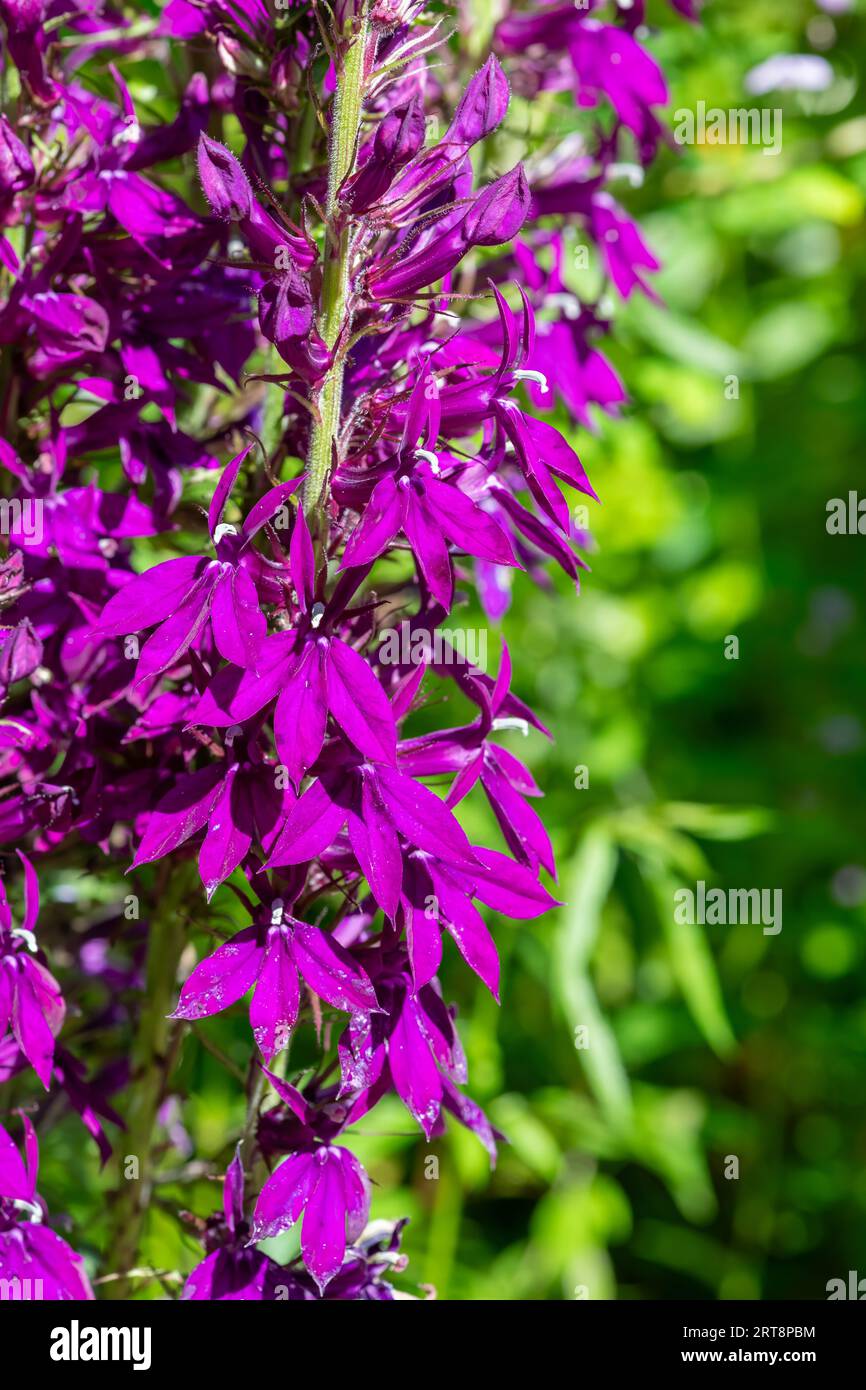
top-left (0, 0), bottom-right (684, 1300)
top-left (184, 1147), bottom-right (289, 1300)
top-left (171, 900), bottom-right (379, 1055)
top-left (0, 852), bottom-right (64, 1088)
top-left (250, 1142), bottom-right (371, 1293)
top-left (0, 1114), bottom-right (93, 1299)
top-left (96, 450), bottom-right (300, 681)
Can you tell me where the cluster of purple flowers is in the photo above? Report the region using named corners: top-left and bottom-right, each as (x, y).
top-left (0, 0), bottom-right (693, 1299)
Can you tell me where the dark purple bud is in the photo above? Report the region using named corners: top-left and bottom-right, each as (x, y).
top-left (464, 164), bottom-right (530, 247)
top-left (197, 133), bottom-right (253, 221)
top-left (258, 272), bottom-right (315, 347)
top-left (258, 273), bottom-right (331, 383)
top-left (341, 97), bottom-right (426, 212)
top-left (0, 618), bottom-right (42, 692)
top-left (0, 116), bottom-right (35, 195)
top-left (378, 97), bottom-right (425, 165)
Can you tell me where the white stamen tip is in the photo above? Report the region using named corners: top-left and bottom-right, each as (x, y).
top-left (513, 370), bottom-right (549, 394)
top-left (213, 523), bottom-right (238, 544)
top-left (492, 717), bottom-right (530, 737)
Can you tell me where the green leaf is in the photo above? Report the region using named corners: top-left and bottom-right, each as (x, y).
top-left (643, 863), bottom-right (736, 1058)
top-left (554, 829), bottom-right (633, 1132)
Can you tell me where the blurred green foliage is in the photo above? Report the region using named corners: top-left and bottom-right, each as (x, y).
top-left (24, 0), bottom-right (866, 1300)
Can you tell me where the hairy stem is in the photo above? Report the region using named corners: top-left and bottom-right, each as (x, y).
top-left (104, 870), bottom-right (189, 1298)
top-left (303, 3), bottom-right (369, 520)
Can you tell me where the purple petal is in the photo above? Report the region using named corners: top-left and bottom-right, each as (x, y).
top-left (346, 770), bottom-right (403, 917)
top-left (242, 477), bottom-right (304, 541)
top-left (265, 775), bottom-right (348, 867)
top-left (326, 639), bottom-right (397, 765)
top-left (273, 642), bottom-right (328, 787)
top-left (249, 1150), bottom-right (317, 1243)
top-left (341, 473), bottom-right (404, 568)
top-left (171, 926), bottom-right (263, 1022)
top-left (132, 763), bottom-right (224, 867)
top-left (198, 767), bottom-right (253, 900)
top-left (13, 963), bottom-right (61, 1088)
top-left (432, 865), bottom-right (499, 999)
top-left (209, 445), bottom-right (252, 539)
top-left (249, 927), bottom-right (300, 1058)
top-left (98, 555), bottom-right (208, 636)
top-left (16, 848), bottom-right (40, 935)
top-left (289, 505), bottom-right (316, 614)
top-left (388, 992), bottom-right (442, 1137)
top-left (210, 565), bottom-right (266, 669)
top-left (471, 847), bottom-right (560, 917)
top-left (224, 1145), bottom-right (245, 1234)
top-left (301, 1151), bottom-right (348, 1292)
top-left (376, 766), bottom-right (477, 870)
top-left (0, 1120), bottom-right (32, 1201)
top-left (292, 921), bottom-right (379, 1015)
top-left (403, 491), bottom-right (453, 609)
top-left (336, 1146), bottom-right (371, 1243)
top-left (404, 892), bottom-right (443, 991)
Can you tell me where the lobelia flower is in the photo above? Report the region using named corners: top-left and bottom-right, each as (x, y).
top-left (248, 1074), bottom-right (373, 1293)
top-left (196, 134), bottom-right (328, 382)
top-left (0, 0), bottom-right (686, 1301)
top-left (0, 1114), bottom-right (93, 1299)
top-left (0, 851), bottom-right (64, 1088)
top-left (365, 164), bottom-right (531, 303)
top-left (171, 897), bottom-right (379, 1056)
top-left (338, 361), bottom-right (520, 609)
top-left (95, 449), bottom-right (301, 683)
top-left (184, 1146), bottom-right (290, 1301)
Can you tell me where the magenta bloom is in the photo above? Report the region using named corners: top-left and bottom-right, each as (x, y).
top-left (250, 1142), bottom-right (371, 1293)
top-left (171, 901), bottom-right (379, 1058)
top-left (0, 853), bottom-right (64, 1089)
top-left (0, 1116), bottom-right (93, 1300)
top-left (0, 0), bottom-right (685, 1302)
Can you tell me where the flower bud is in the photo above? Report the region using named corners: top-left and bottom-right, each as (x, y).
top-left (197, 133), bottom-right (253, 221)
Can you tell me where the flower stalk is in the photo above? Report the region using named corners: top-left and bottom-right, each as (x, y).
top-left (105, 870), bottom-right (190, 1298)
top-left (303, 3), bottom-right (370, 521)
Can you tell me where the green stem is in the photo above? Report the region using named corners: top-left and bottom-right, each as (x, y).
top-left (303, 3), bottom-right (369, 520)
top-left (104, 870), bottom-right (190, 1299)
